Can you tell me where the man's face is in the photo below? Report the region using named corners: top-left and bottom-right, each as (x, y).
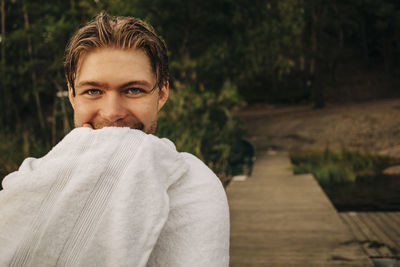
top-left (68, 48), bottom-right (168, 134)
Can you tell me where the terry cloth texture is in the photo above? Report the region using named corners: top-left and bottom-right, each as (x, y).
top-left (0, 127), bottom-right (229, 267)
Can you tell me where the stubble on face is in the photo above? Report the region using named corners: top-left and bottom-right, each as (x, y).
top-left (74, 115), bottom-right (158, 134)
top-left (70, 48), bottom-right (166, 135)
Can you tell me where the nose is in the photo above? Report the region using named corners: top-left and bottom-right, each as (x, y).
top-left (99, 94), bottom-right (129, 123)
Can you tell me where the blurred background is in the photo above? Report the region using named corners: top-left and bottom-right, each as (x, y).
top-left (1, 0), bottom-right (400, 201)
top-left (2, 0), bottom-right (400, 179)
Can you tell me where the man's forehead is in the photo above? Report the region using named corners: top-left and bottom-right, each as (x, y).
top-left (75, 80), bottom-right (154, 89)
top-left (74, 47), bottom-right (155, 86)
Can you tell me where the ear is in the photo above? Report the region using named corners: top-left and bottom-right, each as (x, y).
top-left (157, 81), bottom-right (169, 111)
top-left (67, 83), bottom-right (76, 110)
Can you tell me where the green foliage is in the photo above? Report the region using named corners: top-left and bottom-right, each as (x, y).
top-left (229, 0), bottom-right (305, 102)
top-left (291, 149), bottom-right (400, 185)
top-left (156, 80), bottom-right (244, 177)
top-left (2, 0), bottom-right (400, 182)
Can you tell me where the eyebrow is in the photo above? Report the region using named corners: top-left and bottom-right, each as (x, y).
top-left (76, 80), bottom-right (154, 90)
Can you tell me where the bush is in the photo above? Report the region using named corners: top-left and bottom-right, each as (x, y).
top-left (156, 80), bottom-right (244, 183)
top-left (291, 148), bottom-right (400, 185)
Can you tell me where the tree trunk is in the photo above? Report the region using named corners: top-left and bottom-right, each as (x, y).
top-left (310, 5), bottom-right (325, 108)
top-left (330, 0), bottom-right (342, 84)
top-left (51, 95), bottom-right (57, 146)
top-left (1, 0), bottom-right (5, 65)
top-left (23, 131), bottom-right (30, 158)
top-left (360, 18), bottom-right (369, 66)
top-left (0, 0), bottom-right (20, 129)
top-left (1, 0), bottom-right (7, 125)
top-left (383, 32), bottom-right (393, 74)
top-left (53, 79), bottom-right (71, 135)
top-left (24, 6), bottom-right (46, 131)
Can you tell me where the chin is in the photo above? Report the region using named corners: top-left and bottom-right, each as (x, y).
top-left (146, 120), bottom-right (157, 134)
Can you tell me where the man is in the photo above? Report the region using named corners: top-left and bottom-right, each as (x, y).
top-left (0, 12), bottom-right (229, 266)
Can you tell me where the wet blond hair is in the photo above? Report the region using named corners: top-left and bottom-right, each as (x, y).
top-left (64, 12), bottom-right (169, 95)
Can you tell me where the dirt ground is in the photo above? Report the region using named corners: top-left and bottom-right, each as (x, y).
top-left (238, 98), bottom-right (400, 158)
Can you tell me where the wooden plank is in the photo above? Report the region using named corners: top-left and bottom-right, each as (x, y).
top-left (368, 212), bottom-right (400, 253)
top-left (386, 212), bottom-right (400, 231)
top-left (340, 212), bottom-right (381, 258)
top-left (379, 213), bottom-right (400, 255)
top-left (340, 212), bottom-right (400, 258)
top-left (349, 213), bottom-right (378, 241)
top-left (340, 213), bottom-right (367, 240)
top-left (357, 213), bottom-right (394, 257)
top-left (363, 213), bottom-right (398, 248)
top-left (346, 212), bottom-right (384, 257)
top-left (380, 212), bottom-right (400, 241)
top-left (339, 213), bottom-right (374, 257)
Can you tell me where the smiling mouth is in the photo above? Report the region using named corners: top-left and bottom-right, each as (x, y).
top-left (91, 121), bottom-right (144, 131)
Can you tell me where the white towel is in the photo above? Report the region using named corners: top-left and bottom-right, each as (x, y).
top-left (0, 127), bottom-right (229, 266)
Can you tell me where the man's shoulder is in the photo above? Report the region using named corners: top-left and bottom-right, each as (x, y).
top-left (180, 152), bottom-right (216, 179)
top-left (153, 137), bottom-right (223, 187)
top-left (174, 152), bottom-right (225, 196)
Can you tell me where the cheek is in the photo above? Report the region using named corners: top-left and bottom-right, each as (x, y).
top-left (138, 100), bottom-right (159, 120)
top-left (74, 100), bottom-right (98, 121)
top-left (128, 96), bottom-right (158, 115)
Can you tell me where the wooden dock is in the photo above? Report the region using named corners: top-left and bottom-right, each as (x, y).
top-left (227, 151), bottom-right (373, 266)
top-left (340, 212), bottom-right (400, 259)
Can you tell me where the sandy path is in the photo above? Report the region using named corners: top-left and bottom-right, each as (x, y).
top-left (238, 99), bottom-right (400, 157)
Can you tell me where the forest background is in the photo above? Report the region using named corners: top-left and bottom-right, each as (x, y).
top-left (1, 0), bottom-right (400, 184)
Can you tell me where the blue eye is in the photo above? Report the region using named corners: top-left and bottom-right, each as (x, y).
top-left (86, 89), bottom-right (101, 95)
top-left (127, 88), bottom-right (144, 94)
